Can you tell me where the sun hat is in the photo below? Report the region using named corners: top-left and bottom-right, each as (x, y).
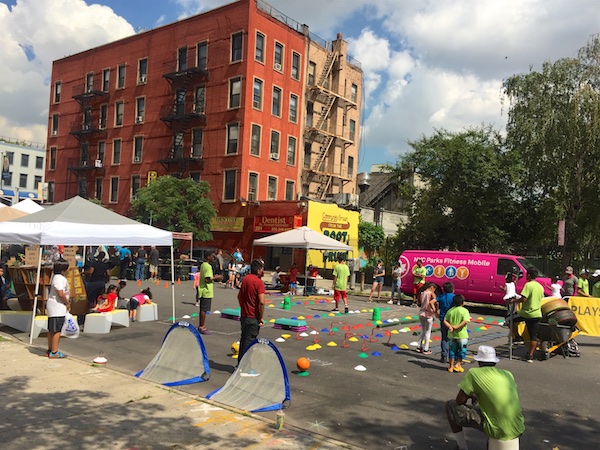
top-left (565, 266), bottom-right (573, 274)
top-left (474, 345), bottom-right (499, 363)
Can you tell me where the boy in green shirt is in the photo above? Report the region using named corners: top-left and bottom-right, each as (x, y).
top-left (332, 254), bottom-right (350, 313)
top-left (443, 295), bottom-right (470, 373)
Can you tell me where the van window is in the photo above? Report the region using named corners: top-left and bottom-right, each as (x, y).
top-left (497, 258), bottom-right (521, 277)
top-left (517, 258), bottom-right (546, 277)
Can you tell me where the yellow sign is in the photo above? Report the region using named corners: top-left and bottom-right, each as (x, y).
top-left (210, 216), bottom-right (245, 232)
top-left (569, 297), bottom-right (600, 336)
top-left (306, 200), bottom-right (359, 268)
top-left (147, 171), bottom-right (157, 185)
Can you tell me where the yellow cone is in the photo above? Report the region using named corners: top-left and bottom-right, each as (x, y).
top-left (327, 341), bottom-right (337, 347)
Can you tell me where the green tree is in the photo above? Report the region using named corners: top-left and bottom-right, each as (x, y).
top-left (392, 126), bottom-right (518, 252)
top-left (503, 35), bottom-right (600, 263)
top-left (130, 175), bottom-right (217, 241)
top-left (358, 219), bottom-right (385, 260)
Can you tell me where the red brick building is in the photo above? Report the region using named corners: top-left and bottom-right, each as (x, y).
top-left (46, 0), bottom-right (362, 260)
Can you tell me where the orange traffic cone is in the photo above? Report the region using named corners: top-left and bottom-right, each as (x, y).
top-left (177, 278), bottom-right (181, 285)
top-left (164, 281), bottom-right (169, 288)
top-left (137, 279), bottom-right (142, 286)
top-left (155, 278), bottom-right (160, 286)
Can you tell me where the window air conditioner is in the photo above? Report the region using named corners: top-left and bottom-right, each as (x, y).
top-left (51, 130), bottom-right (57, 137)
top-left (136, 115), bottom-right (143, 123)
top-left (94, 159), bottom-right (102, 168)
top-left (133, 156), bottom-right (141, 163)
top-left (270, 152), bottom-right (279, 160)
top-left (274, 63), bottom-right (282, 71)
top-left (140, 75), bottom-right (147, 83)
top-left (83, 124), bottom-right (90, 131)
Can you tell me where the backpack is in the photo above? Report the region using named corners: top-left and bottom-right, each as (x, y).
top-left (566, 339), bottom-right (580, 357)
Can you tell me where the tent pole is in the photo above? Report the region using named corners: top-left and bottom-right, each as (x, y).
top-left (29, 246), bottom-right (43, 345)
top-left (170, 245), bottom-right (175, 323)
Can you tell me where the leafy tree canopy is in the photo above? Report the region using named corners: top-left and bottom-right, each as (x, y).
top-left (358, 219), bottom-right (385, 258)
top-left (130, 175), bottom-right (216, 241)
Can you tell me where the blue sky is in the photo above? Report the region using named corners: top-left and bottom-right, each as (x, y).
top-left (0, 0), bottom-right (598, 173)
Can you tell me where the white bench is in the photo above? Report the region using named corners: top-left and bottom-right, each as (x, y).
top-left (0, 311), bottom-right (49, 339)
top-left (83, 309), bottom-right (130, 334)
top-left (137, 303), bottom-right (158, 322)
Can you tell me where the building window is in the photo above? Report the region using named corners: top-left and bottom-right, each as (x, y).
top-left (115, 101), bottom-right (124, 126)
top-left (348, 156), bottom-right (354, 178)
top-left (285, 180), bottom-right (295, 201)
top-left (291, 52), bottom-right (300, 80)
top-left (253, 78), bottom-right (263, 109)
top-left (138, 58), bottom-right (148, 83)
top-left (274, 42), bottom-right (283, 70)
top-left (231, 31), bottom-right (243, 62)
top-left (267, 176), bottom-right (277, 200)
top-left (227, 123), bottom-right (239, 155)
top-left (248, 172), bottom-right (258, 201)
top-left (21, 154), bottom-right (29, 167)
top-left (112, 139), bottom-right (121, 165)
top-left (272, 86), bottom-right (281, 117)
top-left (6, 151), bottom-right (13, 164)
top-left (86, 73), bottom-right (94, 92)
top-left (136, 97), bottom-right (145, 123)
top-left (51, 114), bottom-right (59, 136)
top-left (117, 64), bottom-right (126, 89)
top-left (308, 61), bottom-right (316, 86)
top-left (289, 94), bottom-right (298, 123)
top-left (102, 68), bottom-right (110, 92)
top-left (175, 89), bottom-right (186, 115)
top-left (197, 41), bottom-right (208, 69)
top-left (110, 177), bottom-right (119, 203)
top-left (194, 85), bottom-right (205, 113)
top-left (95, 178), bottom-right (102, 200)
top-left (287, 136), bottom-right (297, 166)
top-left (34, 175), bottom-right (42, 190)
top-left (49, 147), bottom-right (57, 170)
top-left (36, 156), bottom-right (43, 169)
top-left (3, 172), bottom-right (12, 186)
top-left (83, 106), bottom-right (92, 130)
top-left (131, 175), bottom-right (141, 198)
top-left (255, 32), bottom-right (265, 63)
top-left (80, 143), bottom-right (90, 166)
top-left (304, 143), bottom-right (311, 169)
top-left (250, 124), bottom-right (261, 156)
top-left (99, 104), bottom-right (107, 129)
top-left (270, 131), bottom-right (280, 160)
top-left (190, 172), bottom-right (201, 183)
top-left (53, 81), bottom-right (61, 103)
top-left (133, 136), bottom-right (143, 163)
top-left (97, 141), bottom-right (105, 163)
top-left (192, 128), bottom-right (203, 158)
top-left (47, 181), bottom-right (54, 203)
top-left (351, 83), bottom-right (357, 102)
top-left (229, 77), bottom-right (241, 108)
top-left (172, 133), bottom-right (184, 158)
top-left (19, 173), bottom-right (27, 188)
top-left (224, 169), bottom-right (236, 201)
top-left (349, 119), bottom-right (356, 141)
top-left (78, 177), bottom-right (87, 198)
top-left (178, 47), bottom-right (188, 71)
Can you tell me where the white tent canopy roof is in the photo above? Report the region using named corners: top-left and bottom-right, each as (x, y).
top-left (253, 226), bottom-right (352, 251)
top-left (11, 198), bottom-right (44, 214)
top-left (0, 196), bottom-right (172, 246)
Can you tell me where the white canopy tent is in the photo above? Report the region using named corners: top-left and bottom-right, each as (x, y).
top-left (11, 198), bottom-right (44, 214)
top-left (0, 196), bottom-right (175, 343)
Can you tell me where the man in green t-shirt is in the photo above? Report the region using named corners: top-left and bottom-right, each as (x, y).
top-left (577, 269), bottom-right (591, 297)
top-left (197, 252), bottom-right (222, 335)
top-left (510, 268), bottom-right (543, 362)
top-left (446, 345), bottom-right (525, 449)
top-left (332, 254), bottom-right (350, 314)
top-left (412, 259), bottom-right (427, 306)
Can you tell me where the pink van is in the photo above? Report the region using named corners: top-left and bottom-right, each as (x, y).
top-left (399, 250), bottom-right (552, 306)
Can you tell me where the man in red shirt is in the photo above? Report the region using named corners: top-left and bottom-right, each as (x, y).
top-left (238, 259), bottom-right (266, 360)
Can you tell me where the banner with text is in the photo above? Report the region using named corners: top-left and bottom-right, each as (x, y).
top-left (569, 296), bottom-right (600, 337)
top-left (253, 215), bottom-right (302, 233)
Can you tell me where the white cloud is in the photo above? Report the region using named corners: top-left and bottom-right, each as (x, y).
top-left (0, 0), bottom-right (134, 142)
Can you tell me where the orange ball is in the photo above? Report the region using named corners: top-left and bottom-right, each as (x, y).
top-left (297, 357), bottom-right (310, 372)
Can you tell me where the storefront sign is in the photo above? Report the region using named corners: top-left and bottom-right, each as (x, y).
top-left (210, 216), bottom-right (244, 232)
top-left (254, 215), bottom-right (302, 233)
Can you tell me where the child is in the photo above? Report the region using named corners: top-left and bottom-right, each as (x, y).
top-left (288, 262), bottom-right (298, 295)
top-left (92, 284), bottom-right (118, 313)
top-left (501, 272), bottom-right (520, 303)
top-left (46, 259), bottom-right (71, 359)
top-left (193, 270), bottom-right (201, 306)
top-left (443, 295), bottom-right (470, 373)
top-left (128, 288), bottom-right (152, 322)
top-left (416, 283), bottom-right (438, 355)
top-left (546, 276), bottom-right (562, 299)
top-left (437, 282), bottom-right (456, 364)
top-left (116, 280), bottom-right (128, 309)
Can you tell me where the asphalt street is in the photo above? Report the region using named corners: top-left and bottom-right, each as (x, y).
top-left (6, 279), bottom-right (600, 449)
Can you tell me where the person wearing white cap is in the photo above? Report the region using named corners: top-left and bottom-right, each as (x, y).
top-left (446, 345), bottom-right (524, 450)
top-left (577, 269), bottom-right (591, 297)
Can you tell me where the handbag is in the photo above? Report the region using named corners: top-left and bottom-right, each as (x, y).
top-left (61, 312), bottom-right (80, 339)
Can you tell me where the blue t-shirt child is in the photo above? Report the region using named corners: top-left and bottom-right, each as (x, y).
top-left (437, 292), bottom-right (455, 322)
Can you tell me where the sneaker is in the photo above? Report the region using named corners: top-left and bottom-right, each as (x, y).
top-left (410, 303), bottom-right (418, 308)
top-left (422, 350), bottom-right (432, 355)
top-left (513, 338), bottom-right (525, 345)
top-left (344, 307), bottom-right (349, 314)
top-left (453, 366), bottom-right (464, 373)
top-left (387, 300), bottom-right (394, 305)
top-left (523, 355), bottom-right (533, 363)
top-left (48, 351), bottom-right (65, 359)
top-left (195, 302), bottom-right (200, 307)
top-left (332, 307), bottom-right (339, 312)
top-left (199, 328), bottom-right (211, 335)
top-left (45, 350), bottom-right (51, 357)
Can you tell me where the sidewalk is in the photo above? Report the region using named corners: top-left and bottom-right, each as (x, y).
top-left (0, 335), bottom-right (359, 450)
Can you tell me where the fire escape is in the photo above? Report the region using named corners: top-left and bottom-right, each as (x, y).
top-left (69, 82), bottom-right (108, 198)
top-left (159, 49), bottom-right (208, 177)
top-left (303, 49), bottom-right (357, 199)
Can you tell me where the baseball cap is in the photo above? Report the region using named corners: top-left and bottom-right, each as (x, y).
top-left (473, 345), bottom-right (499, 363)
top-left (581, 269), bottom-right (589, 275)
top-left (593, 269), bottom-right (600, 277)
top-left (565, 266), bottom-right (573, 274)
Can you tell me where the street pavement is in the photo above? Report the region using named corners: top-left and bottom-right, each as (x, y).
top-left (2, 278), bottom-right (600, 449)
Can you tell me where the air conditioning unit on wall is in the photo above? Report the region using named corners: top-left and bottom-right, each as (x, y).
top-left (274, 63), bottom-right (282, 71)
top-left (270, 153), bottom-right (279, 160)
top-left (139, 75), bottom-right (147, 83)
top-left (133, 156), bottom-right (141, 163)
top-left (51, 130), bottom-right (57, 136)
top-left (135, 116), bottom-right (143, 123)
top-left (94, 160), bottom-right (102, 168)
